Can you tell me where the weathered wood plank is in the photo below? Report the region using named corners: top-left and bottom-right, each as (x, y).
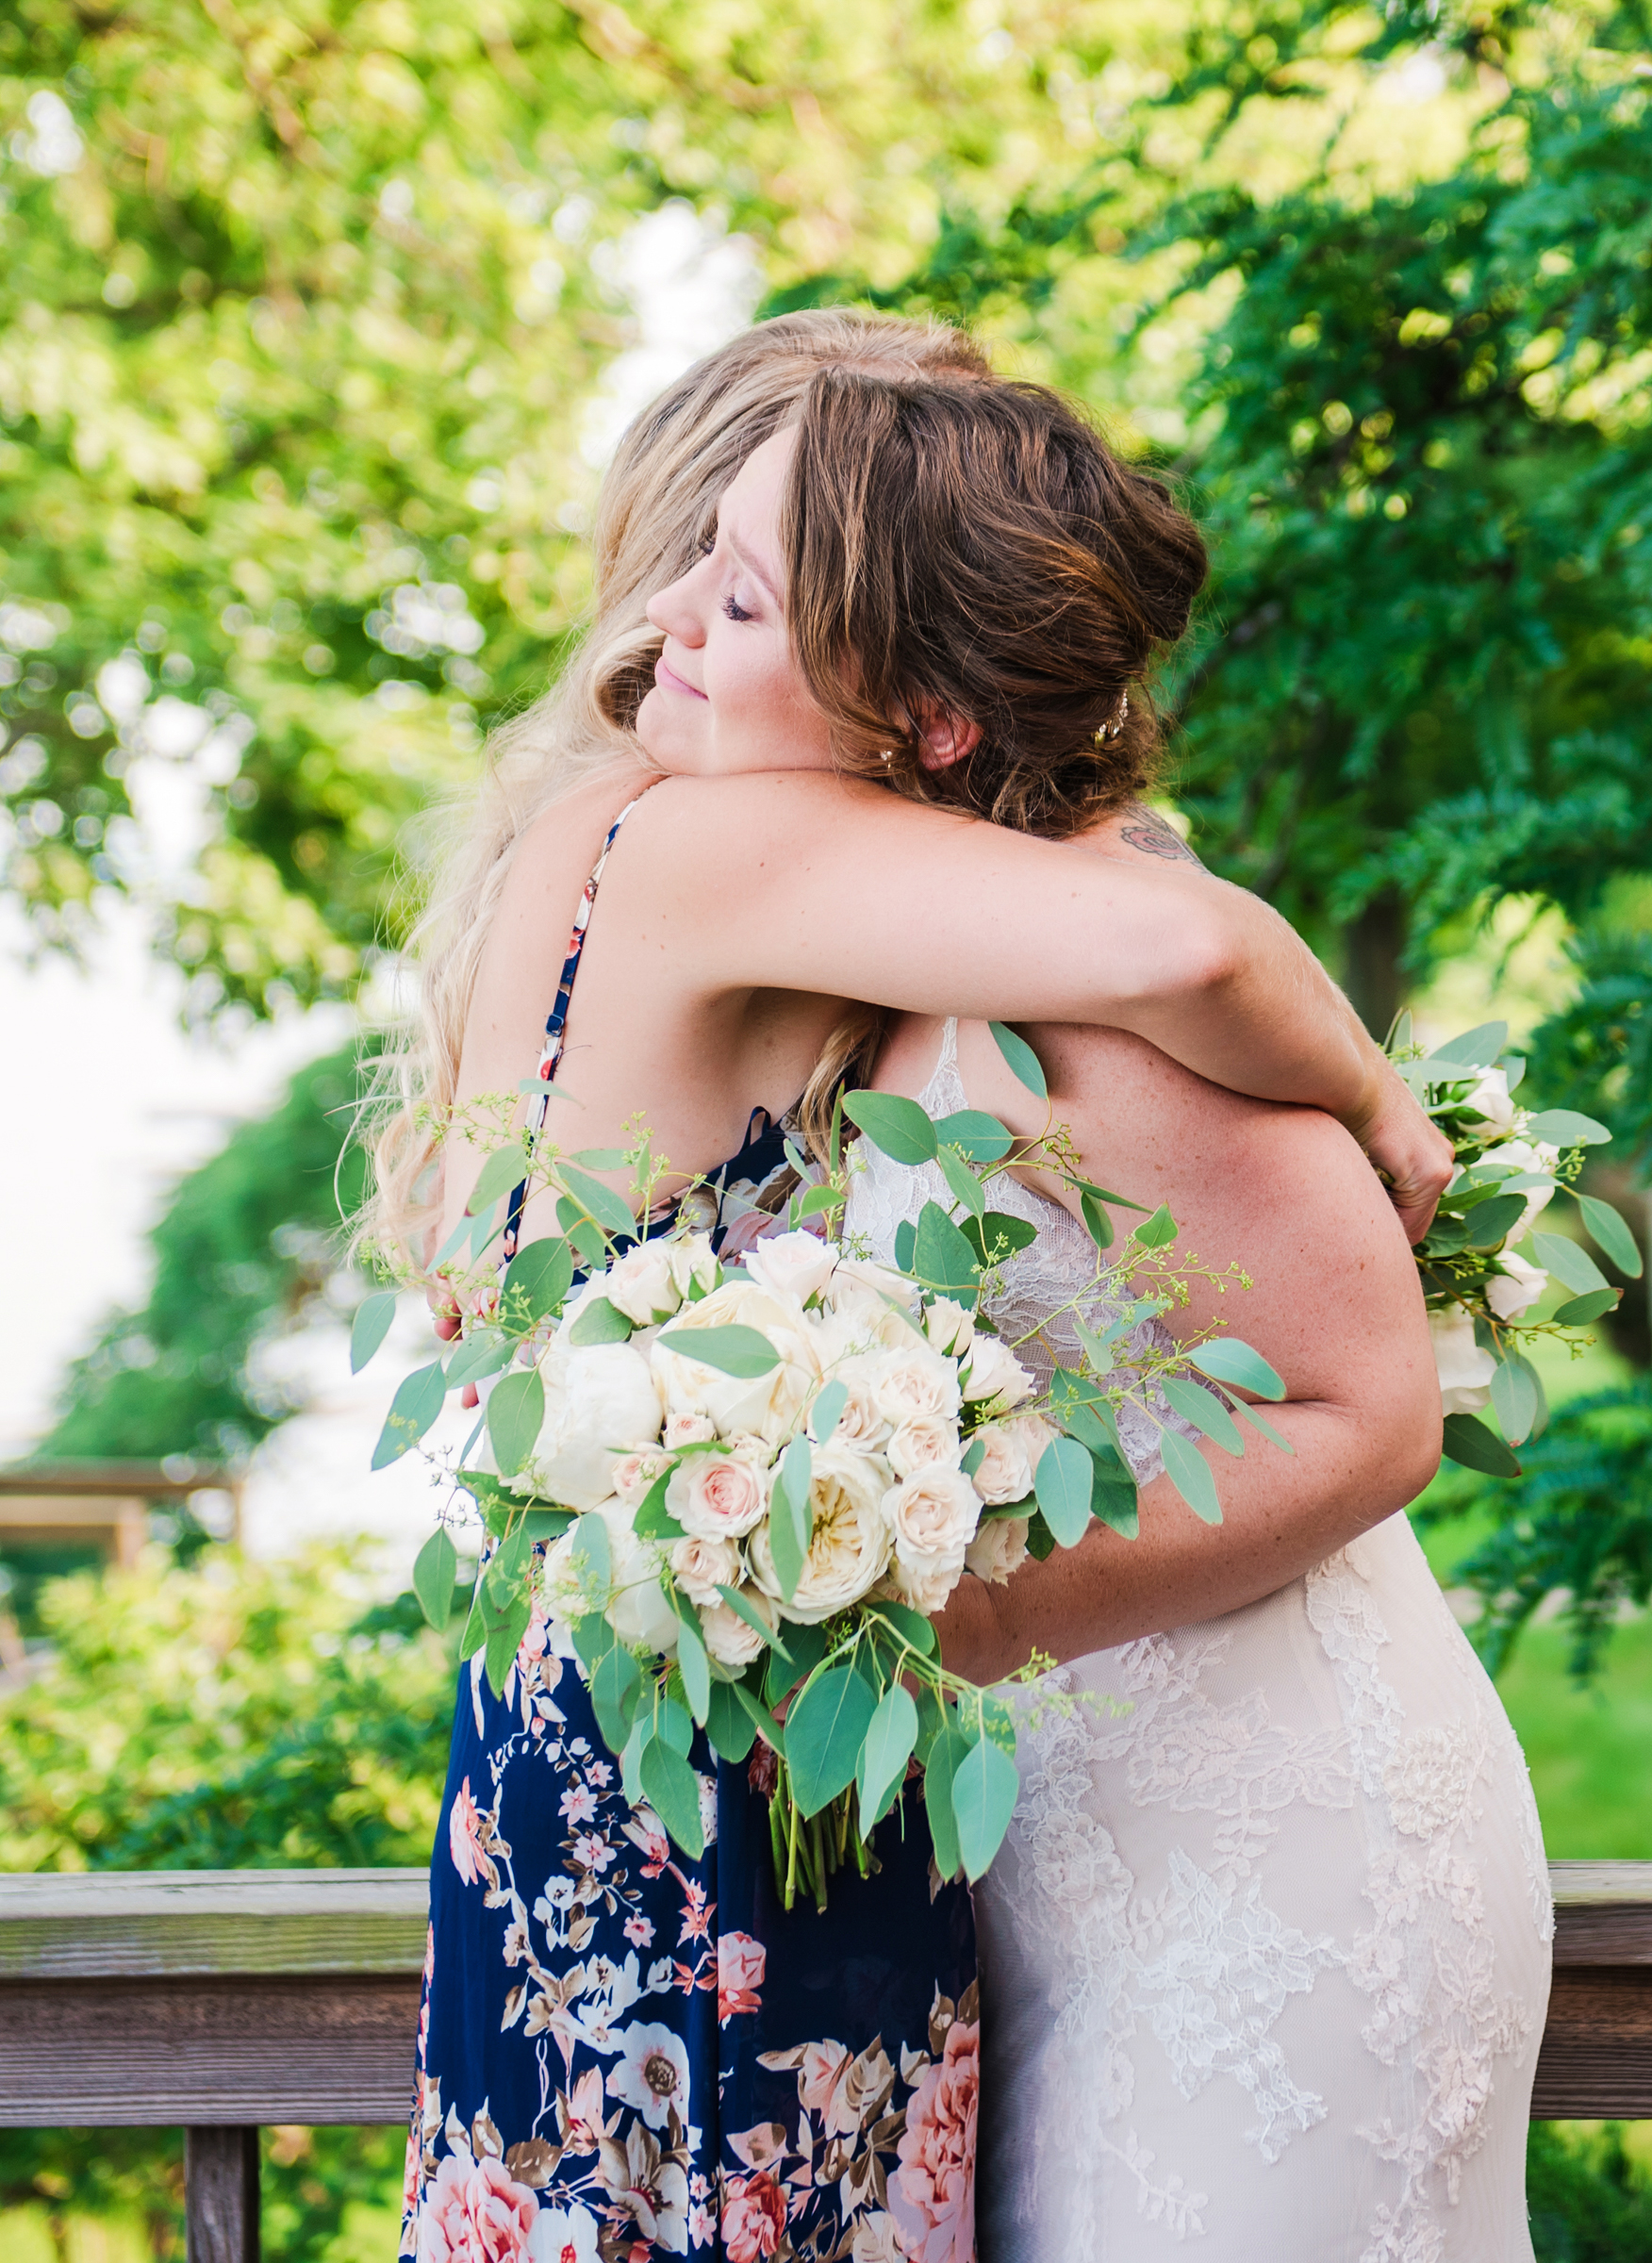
top-left (0, 1974), bottom-right (421, 2125)
top-left (186, 2126), bottom-right (260, 2263)
top-left (0, 1867), bottom-right (428, 1979)
top-left (1532, 1967), bottom-right (1652, 2119)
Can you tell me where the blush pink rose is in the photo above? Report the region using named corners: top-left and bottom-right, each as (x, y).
top-left (887, 2020), bottom-right (979, 2263)
top-left (718, 1931), bottom-right (767, 2024)
top-left (416, 2151), bottom-right (539, 2263)
top-left (721, 2172), bottom-right (788, 2263)
top-left (448, 1777), bottom-right (490, 1888)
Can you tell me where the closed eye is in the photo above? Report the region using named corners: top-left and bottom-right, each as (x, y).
top-left (722, 593), bottom-right (755, 623)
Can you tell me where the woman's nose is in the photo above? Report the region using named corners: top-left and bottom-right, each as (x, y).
top-left (645, 563), bottom-right (707, 647)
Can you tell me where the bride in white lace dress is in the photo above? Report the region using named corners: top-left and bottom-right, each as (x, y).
top-left (847, 1005), bottom-right (1552, 2263)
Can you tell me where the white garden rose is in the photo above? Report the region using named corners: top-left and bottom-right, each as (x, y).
top-left (668, 1233), bottom-right (719, 1300)
top-left (544, 1498), bottom-right (679, 1652)
top-left (669, 1531), bottom-right (742, 1606)
top-left (965, 1515), bottom-right (1031, 1586)
top-left (816, 1292), bottom-right (922, 1360)
top-left (875, 1346), bottom-right (962, 1427)
top-left (665, 1412), bottom-right (717, 1449)
top-left (879, 1554), bottom-right (964, 1614)
top-left (748, 1445), bottom-right (893, 1623)
top-left (610, 1448), bottom-right (669, 1504)
top-left (519, 1342), bottom-right (663, 1510)
top-left (651, 1280), bottom-right (819, 1447)
top-left (1487, 1249), bottom-right (1548, 1321)
top-left (966, 1423), bottom-right (1034, 1506)
top-left (1464, 1065), bottom-right (1517, 1132)
top-left (742, 1230), bottom-right (838, 1308)
top-left (926, 1298), bottom-right (975, 1359)
top-left (826, 1257), bottom-right (921, 1313)
top-left (667, 1452), bottom-right (769, 1541)
top-left (886, 1414), bottom-right (963, 1478)
top-left (1487, 1138), bottom-right (1562, 1244)
top-left (603, 1242), bottom-right (683, 1327)
top-left (882, 1465), bottom-right (981, 1569)
top-left (962, 1330), bottom-right (1036, 1408)
top-left (1003, 1411), bottom-right (1058, 1470)
top-left (699, 1585), bottom-right (775, 1666)
top-left (808, 1355), bottom-right (890, 1450)
top-left (1429, 1306), bottom-right (1496, 1415)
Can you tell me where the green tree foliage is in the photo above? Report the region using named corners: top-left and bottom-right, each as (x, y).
top-left (0, 1543), bottom-right (450, 2254)
top-left (0, 1543), bottom-right (453, 1870)
top-left (1528, 2122), bottom-right (1652, 2262)
top-left (42, 1044), bottom-right (369, 1465)
top-left (0, 0), bottom-right (1142, 1011)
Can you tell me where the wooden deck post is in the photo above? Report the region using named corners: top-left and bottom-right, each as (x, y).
top-left (186, 2126), bottom-right (260, 2263)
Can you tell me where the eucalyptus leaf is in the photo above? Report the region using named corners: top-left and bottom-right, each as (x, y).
top-left (568, 1295), bottom-right (634, 1346)
top-left (858, 1684), bottom-right (919, 1838)
top-left (864, 1597), bottom-right (937, 1657)
top-left (486, 1367), bottom-right (545, 1480)
top-left (570, 1147), bottom-right (629, 1168)
top-left (843, 1089), bottom-right (939, 1165)
top-left (656, 1323), bottom-right (781, 1379)
top-left (468, 1141), bottom-right (532, 1216)
top-left (924, 1723), bottom-right (968, 1881)
top-left (1463, 1194), bottom-right (1528, 1250)
top-left (1133, 1203), bottom-right (1180, 1249)
top-left (964, 1211), bottom-right (1038, 1268)
top-left (349, 1290), bottom-right (398, 1375)
top-left (767, 1434), bottom-right (815, 1604)
top-left (809, 1379), bottom-right (849, 1445)
top-left (571, 1511), bottom-right (612, 1596)
top-left (1528, 1231), bottom-right (1610, 1297)
top-left (988, 1020), bottom-right (1047, 1098)
top-left (1578, 1194), bottom-right (1644, 1278)
top-left (894, 1219), bottom-right (917, 1273)
top-left (1161, 1376), bottom-right (1245, 1457)
top-left (1553, 1288), bottom-right (1621, 1326)
top-left (555, 1202), bottom-right (608, 1267)
top-left (483, 1588), bottom-right (532, 1696)
top-left (1034, 1436), bottom-right (1095, 1545)
top-left (589, 1641), bottom-right (642, 1755)
top-left (1160, 1428), bottom-right (1223, 1524)
top-left (412, 1527), bottom-right (458, 1630)
top-left (950, 1719), bottom-right (1020, 1881)
top-left (785, 1666), bottom-right (877, 1818)
top-left (671, 1593), bottom-right (712, 1725)
top-left (765, 1621), bottom-right (827, 1710)
top-left (1522, 1109), bottom-right (1612, 1148)
top-left (705, 1677), bottom-right (759, 1764)
top-left (444, 1331), bottom-right (516, 1388)
top-left (371, 1362), bottom-right (446, 1470)
top-left (556, 1161), bottom-right (636, 1239)
top-left (632, 1469), bottom-right (686, 1542)
top-left (1441, 1412), bottom-right (1522, 1477)
top-left (1429, 1021), bottom-right (1509, 1067)
top-left (915, 1200), bottom-right (981, 1297)
top-left (1186, 1340), bottom-right (1287, 1400)
top-left (934, 1109), bottom-right (1014, 1164)
top-left (733, 1677), bottom-right (788, 1756)
top-left (638, 1735), bottom-right (704, 1859)
top-left (1490, 1354), bottom-right (1539, 1447)
top-left (935, 1144), bottom-right (986, 1218)
top-left (1079, 1189), bottom-right (1115, 1249)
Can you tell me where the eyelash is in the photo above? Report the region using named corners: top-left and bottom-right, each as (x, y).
top-left (722, 593), bottom-right (754, 623)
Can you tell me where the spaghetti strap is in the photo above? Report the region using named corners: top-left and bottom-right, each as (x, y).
top-left (502, 785), bottom-right (656, 1263)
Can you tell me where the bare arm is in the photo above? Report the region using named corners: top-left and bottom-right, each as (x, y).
top-left (926, 1026), bottom-right (1442, 1675)
top-left (607, 772), bottom-right (1448, 1235)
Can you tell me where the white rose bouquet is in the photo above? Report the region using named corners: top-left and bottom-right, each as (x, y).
top-left (358, 1039), bottom-right (1292, 1908)
top-left (1390, 1014), bottom-right (1641, 1473)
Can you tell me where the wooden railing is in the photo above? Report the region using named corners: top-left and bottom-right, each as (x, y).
top-left (1, 1861), bottom-right (1648, 2256)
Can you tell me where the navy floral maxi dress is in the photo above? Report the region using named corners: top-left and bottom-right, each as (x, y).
top-left (403, 801), bottom-right (980, 2263)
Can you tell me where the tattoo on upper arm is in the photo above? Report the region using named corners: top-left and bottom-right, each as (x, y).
top-left (1118, 804), bottom-right (1206, 867)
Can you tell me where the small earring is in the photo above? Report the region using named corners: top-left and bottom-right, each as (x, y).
top-left (879, 750), bottom-right (894, 763)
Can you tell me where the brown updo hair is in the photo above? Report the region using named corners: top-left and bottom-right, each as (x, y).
top-left (784, 366), bottom-right (1207, 1150)
top-left (781, 366), bottom-right (1206, 838)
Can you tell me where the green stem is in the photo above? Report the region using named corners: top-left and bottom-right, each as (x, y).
top-left (785, 1778), bottom-right (801, 1913)
top-left (809, 1811), bottom-right (829, 1913)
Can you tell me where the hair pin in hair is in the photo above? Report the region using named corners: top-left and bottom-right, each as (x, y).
top-left (1095, 690), bottom-right (1130, 746)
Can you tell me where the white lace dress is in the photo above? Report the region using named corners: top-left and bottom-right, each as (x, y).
top-left (843, 1022), bottom-right (1553, 2263)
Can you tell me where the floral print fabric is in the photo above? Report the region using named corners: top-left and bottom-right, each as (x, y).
top-left (403, 1623), bottom-right (977, 2262)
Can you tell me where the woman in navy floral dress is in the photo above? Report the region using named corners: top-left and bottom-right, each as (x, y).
top-left (405, 792), bottom-right (978, 2263)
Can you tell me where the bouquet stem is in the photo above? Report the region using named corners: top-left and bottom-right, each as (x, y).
top-left (768, 1768), bottom-right (881, 1912)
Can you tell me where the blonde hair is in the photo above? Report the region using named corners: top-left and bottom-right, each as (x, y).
top-left (364, 310), bottom-right (991, 1257)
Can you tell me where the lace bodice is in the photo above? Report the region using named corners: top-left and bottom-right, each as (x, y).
top-left (842, 1017), bottom-right (1189, 1484)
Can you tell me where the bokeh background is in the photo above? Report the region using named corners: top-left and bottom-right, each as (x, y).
top-left (3, 0), bottom-right (1652, 2252)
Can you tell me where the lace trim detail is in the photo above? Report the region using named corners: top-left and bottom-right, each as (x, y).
top-left (1306, 1550), bottom-right (1538, 2259)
